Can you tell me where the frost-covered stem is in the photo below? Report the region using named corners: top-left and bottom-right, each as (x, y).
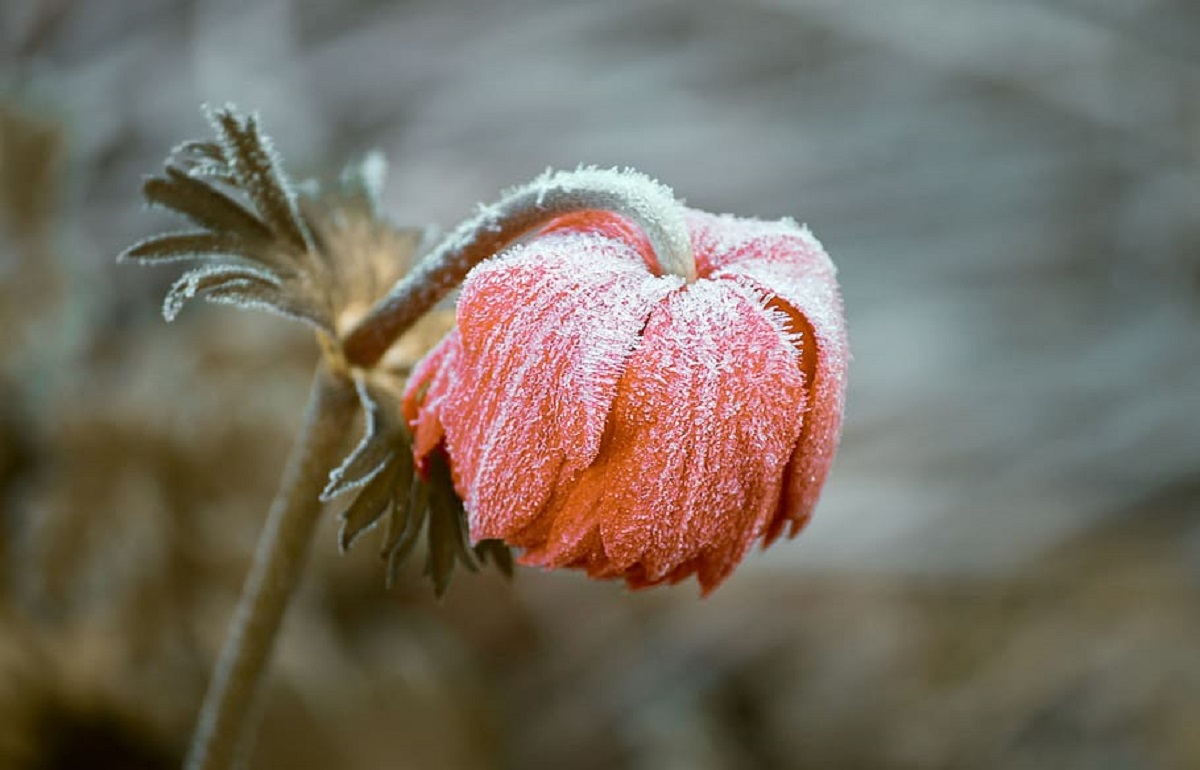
top-left (342, 167), bottom-right (695, 367)
top-left (186, 362), bottom-right (357, 770)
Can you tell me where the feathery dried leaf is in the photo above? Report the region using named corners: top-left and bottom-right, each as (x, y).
top-left (163, 264), bottom-right (281, 321)
top-left (325, 378), bottom-right (502, 594)
top-left (184, 163), bottom-right (238, 187)
top-left (207, 106), bottom-right (314, 253)
top-left (203, 283), bottom-right (328, 329)
top-left (142, 168), bottom-right (274, 246)
top-left (430, 452), bottom-right (476, 565)
top-left (170, 139), bottom-right (225, 164)
top-left (118, 231), bottom-right (246, 265)
top-left (126, 105), bottom-right (431, 343)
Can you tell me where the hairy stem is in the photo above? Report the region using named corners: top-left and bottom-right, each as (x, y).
top-left (342, 167), bottom-right (694, 367)
top-left (186, 362), bottom-right (357, 770)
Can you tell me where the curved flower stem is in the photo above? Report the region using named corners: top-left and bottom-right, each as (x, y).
top-left (342, 167), bottom-right (695, 368)
top-left (186, 361), bottom-right (358, 770)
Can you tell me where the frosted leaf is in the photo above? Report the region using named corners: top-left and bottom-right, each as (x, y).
top-left (423, 449), bottom-right (478, 596)
top-left (206, 105), bottom-right (315, 254)
top-left (168, 139), bottom-right (225, 165)
top-left (203, 283), bottom-right (328, 330)
top-left (323, 376), bottom-right (416, 551)
top-left (338, 460), bottom-right (401, 552)
top-left (120, 104), bottom-right (511, 596)
top-left (381, 477), bottom-right (426, 582)
top-left (185, 162), bottom-right (238, 187)
top-left (126, 104), bottom-right (430, 344)
top-left (473, 539), bottom-right (514, 577)
top-left (142, 168), bottom-right (274, 248)
top-left (162, 263), bottom-right (281, 321)
top-left (322, 375), bottom-right (509, 592)
top-left (118, 231), bottom-right (246, 265)
top-left (323, 377), bottom-right (404, 500)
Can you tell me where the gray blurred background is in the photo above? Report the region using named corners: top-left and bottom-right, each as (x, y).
top-left (1, 1), bottom-right (1199, 768)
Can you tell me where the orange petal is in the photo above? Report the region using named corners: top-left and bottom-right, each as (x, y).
top-left (442, 229), bottom-right (682, 540)
top-left (521, 277), bottom-right (807, 593)
top-left (402, 329), bottom-right (461, 471)
top-left (689, 211), bottom-right (849, 542)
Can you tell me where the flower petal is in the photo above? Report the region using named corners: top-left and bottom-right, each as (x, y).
top-left (402, 329), bottom-right (462, 466)
top-left (520, 278), bottom-right (807, 593)
top-left (538, 211), bottom-right (657, 273)
top-left (689, 211), bottom-right (849, 542)
top-left (443, 230), bottom-right (683, 539)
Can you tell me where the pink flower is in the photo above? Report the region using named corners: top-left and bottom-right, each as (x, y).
top-left (403, 209), bottom-right (848, 593)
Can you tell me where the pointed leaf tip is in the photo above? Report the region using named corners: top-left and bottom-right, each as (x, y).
top-left (161, 263), bottom-right (283, 321)
top-left (337, 461), bottom-right (400, 552)
top-left (118, 231), bottom-right (246, 265)
top-left (211, 106), bottom-right (313, 254)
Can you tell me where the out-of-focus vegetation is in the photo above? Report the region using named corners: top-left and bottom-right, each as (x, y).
top-left (1, 1), bottom-right (1198, 768)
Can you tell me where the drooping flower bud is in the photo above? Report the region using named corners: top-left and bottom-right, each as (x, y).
top-left (404, 209), bottom-right (848, 593)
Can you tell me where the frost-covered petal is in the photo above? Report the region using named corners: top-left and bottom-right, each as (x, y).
top-left (685, 209), bottom-right (826, 276)
top-left (537, 211), bottom-right (656, 272)
top-left (437, 230), bottom-right (683, 538)
top-left (402, 329), bottom-right (462, 464)
top-left (518, 278), bottom-right (807, 593)
top-left (688, 211), bottom-right (848, 541)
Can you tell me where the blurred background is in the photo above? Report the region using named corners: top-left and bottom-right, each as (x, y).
top-left (2, 0), bottom-right (1199, 767)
